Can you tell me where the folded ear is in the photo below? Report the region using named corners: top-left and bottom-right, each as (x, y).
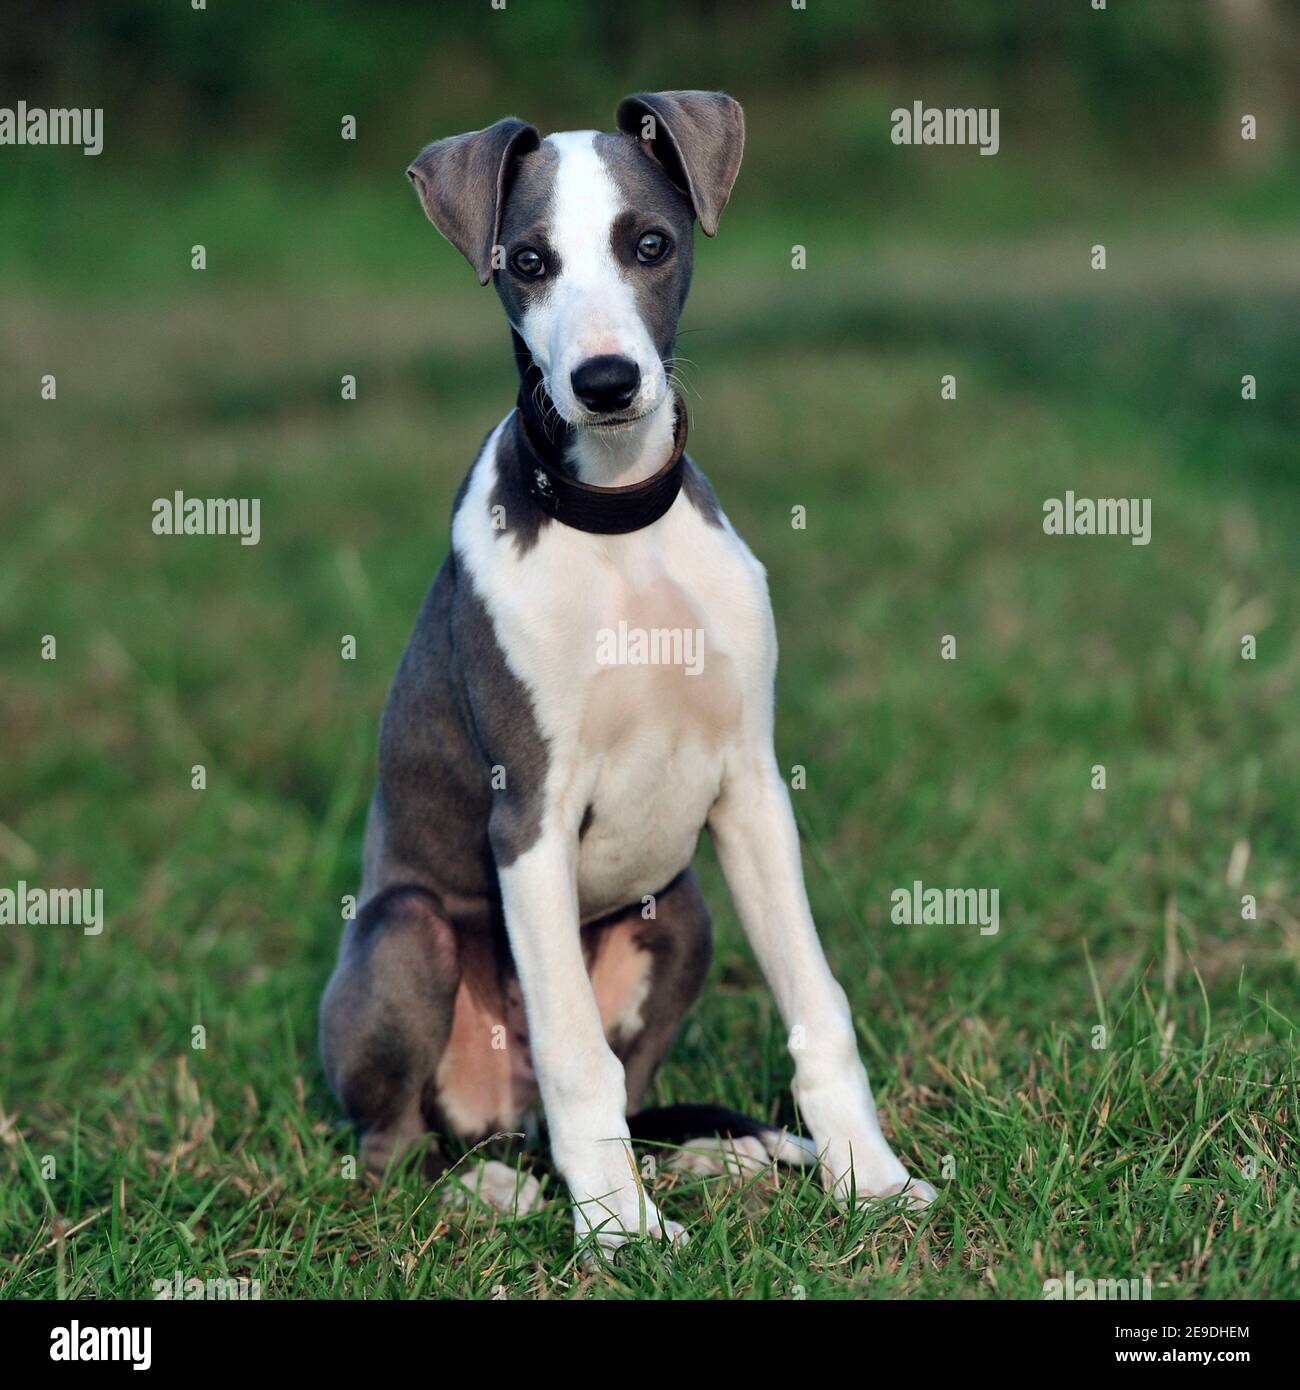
top-left (616, 90), bottom-right (744, 236)
top-left (406, 118), bottom-right (540, 285)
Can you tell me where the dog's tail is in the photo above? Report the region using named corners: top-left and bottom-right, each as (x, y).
top-left (626, 1103), bottom-right (818, 1170)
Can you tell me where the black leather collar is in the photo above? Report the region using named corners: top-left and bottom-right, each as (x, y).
top-left (514, 391), bottom-right (689, 536)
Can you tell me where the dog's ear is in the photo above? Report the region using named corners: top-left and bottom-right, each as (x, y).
top-left (616, 91), bottom-right (744, 236)
top-left (407, 118), bottom-right (541, 285)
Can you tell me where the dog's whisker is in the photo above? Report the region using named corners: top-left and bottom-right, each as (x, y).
top-left (667, 369), bottom-right (702, 404)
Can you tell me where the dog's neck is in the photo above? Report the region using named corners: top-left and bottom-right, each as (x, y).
top-left (564, 395), bottom-right (677, 488)
top-left (512, 331), bottom-right (679, 489)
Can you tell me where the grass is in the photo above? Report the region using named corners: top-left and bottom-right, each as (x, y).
top-left (1, 175), bottom-right (1298, 1297)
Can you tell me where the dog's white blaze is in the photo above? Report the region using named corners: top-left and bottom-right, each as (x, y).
top-left (517, 131), bottom-right (667, 432)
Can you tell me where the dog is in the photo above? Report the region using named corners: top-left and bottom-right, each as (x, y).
top-left (320, 90), bottom-right (934, 1250)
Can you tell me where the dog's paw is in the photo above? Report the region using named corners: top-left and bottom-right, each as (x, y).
top-left (570, 1165), bottom-right (686, 1256)
top-left (669, 1133), bottom-right (770, 1180)
top-left (818, 1141), bottom-right (935, 1211)
top-left (877, 1176), bottom-right (938, 1210)
top-left (450, 1159), bottom-right (545, 1217)
top-left (575, 1194), bottom-right (686, 1247)
top-left (668, 1127), bottom-right (818, 1181)
top-left (836, 1171), bottom-right (936, 1211)
top-left (635, 1216), bottom-right (687, 1248)
top-left (576, 1203), bottom-right (688, 1259)
top-left (563, 1134), bottom-right (689, 1258)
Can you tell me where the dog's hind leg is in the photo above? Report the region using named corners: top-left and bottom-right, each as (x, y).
top-left (586, 866), bottom-right (714, 1111)
top-left (319, 885), bottom-right (460, 1178)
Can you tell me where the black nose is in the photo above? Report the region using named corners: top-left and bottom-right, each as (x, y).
top-left (570, 355), bottom-right (640, 414)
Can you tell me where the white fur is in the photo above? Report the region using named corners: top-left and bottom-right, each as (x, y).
top-left (451, 1160), bottom-right (545, 1217)
top-left (511, 132), bottom-right (670, 483)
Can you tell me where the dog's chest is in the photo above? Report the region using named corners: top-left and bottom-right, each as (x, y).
top-left (454, 424), bottom-right (775, 920)
top-left (573, 567), bottom-right (743, 916)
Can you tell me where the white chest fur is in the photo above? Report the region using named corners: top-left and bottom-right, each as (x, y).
top-left (454, 420), bottom-right (776, 920)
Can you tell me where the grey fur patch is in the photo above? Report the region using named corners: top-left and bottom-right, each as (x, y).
top-left (372, 560), bottom-right (499, 921)
top-left (680, 458), bottom-right (724, 528)
top-left (615, 91), bottom-right (745, 237)
top-left (594, 132), bottom-right (695, 362)
top-left (488, 410), bottom-right (553, 555)
top-left (408, 118), bottom-right (541, 285)
top-left (319, 885), bottom-right (460, 1172)
top-left (371, 464), bottom-right (550, 904)
top-left (493, 139), bottom-right (561, 325)
top-left (453, 565), bottom-right (550, 868)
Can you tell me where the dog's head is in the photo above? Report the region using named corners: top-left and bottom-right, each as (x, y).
top-left (407, 91), bottom-right (744, 430)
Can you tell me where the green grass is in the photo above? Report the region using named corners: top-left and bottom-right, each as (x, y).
top-left (1, 197), bottom-right (1298, 1297)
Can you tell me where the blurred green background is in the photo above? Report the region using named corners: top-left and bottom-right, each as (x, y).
top-left (1, 0), bottom-right (1298, 1299)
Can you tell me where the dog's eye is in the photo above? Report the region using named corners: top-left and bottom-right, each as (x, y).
top-left (636, 231), bottom-right (670, 265)
top-left (510, 247), bottom-right (545, 278)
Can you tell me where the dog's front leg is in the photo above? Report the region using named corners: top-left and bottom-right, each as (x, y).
top-left (709, 756), bottom-right (935, 1208)
top-left (493, 825), bottom-right (683, 1250)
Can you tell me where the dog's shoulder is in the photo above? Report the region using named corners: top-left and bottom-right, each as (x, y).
top-left (680, 456), bottom-right (725, 530)
top-left (450, 412), bottom-right (559, 563)
top-left (676, 456), bottom-right (769, 595)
